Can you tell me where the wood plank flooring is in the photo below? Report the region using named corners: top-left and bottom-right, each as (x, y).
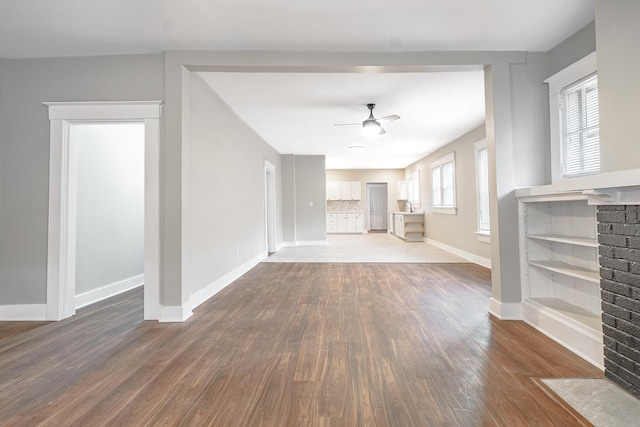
top-left (0, 263), bottom-right (602, 426)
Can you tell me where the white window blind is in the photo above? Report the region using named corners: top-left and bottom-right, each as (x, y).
top-left (476, 147), bottom-right (490, 232)
top-left (431, 153), bottom-right (456, 213)
top-left (561, 74), bottom-right (600, 177)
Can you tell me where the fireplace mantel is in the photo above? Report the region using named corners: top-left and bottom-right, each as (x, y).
top-left (515, 167), bottom-right (640, 205)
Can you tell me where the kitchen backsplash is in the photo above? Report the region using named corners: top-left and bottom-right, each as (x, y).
top-left (327, 200), bottom-right (363, 213)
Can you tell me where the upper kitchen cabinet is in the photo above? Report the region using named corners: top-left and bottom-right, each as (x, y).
top-left (326, 181), bottom-right (361, 200)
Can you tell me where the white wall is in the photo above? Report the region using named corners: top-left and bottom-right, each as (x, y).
top-left (0, 54), bottom-right (163, 305)
top-left (595, 0), bottom-right (640, 173)
top-left (404, 124), bottom-right (491, 263)
top-left (75, 123), bottom-right (144, 295)
top-left (185, 73), bottom-right (282, 299)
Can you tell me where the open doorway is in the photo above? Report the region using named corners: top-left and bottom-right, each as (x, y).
top-left (265, 160), bottom-right (277, 255)
top-left (74, 123), bottom-right (145, 309)
top-left (45, 101), bottom-right (161, 321)
top-left (367, 183), bottom-right (388, 232)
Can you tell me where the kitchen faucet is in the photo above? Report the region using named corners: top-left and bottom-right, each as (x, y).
top-left (404, 201), bottom-right (413, 213)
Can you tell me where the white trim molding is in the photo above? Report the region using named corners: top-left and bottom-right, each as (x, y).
top-left (0, 304), bottom-right (47, 321)
top-left (44, 101), bottom-right (162, 321)
top-left (75, 274), bottom-right (144, 309)
top-left (488, 298), bottom-right (523, 320)
top-left (425, 238), bottom-right (492, 269)
top-left (160, 252), bottom-right (266, 322)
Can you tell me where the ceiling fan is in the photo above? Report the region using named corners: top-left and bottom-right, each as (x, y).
top-left (334, 103), bottom-right (400, 136)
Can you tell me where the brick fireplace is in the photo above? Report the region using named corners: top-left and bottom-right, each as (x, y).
top-left (598, 205), bottom-right (640, 398)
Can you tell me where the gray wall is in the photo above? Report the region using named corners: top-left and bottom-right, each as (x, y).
top-left (281, 155), bottom-right (296, 243)
top-left (595, 0), bottom-right (640, 173)
top-left (293, 155), bottom-right (326, 242)
top-left (185, 73), bottom-right (282, 296)
top-left (75, 123), bottom-right (144, 294)
top-left (548, 21), bottom-right (596, 77)
top-left (405, 124), bottom-right (491, 262)
top-left (0, 54), bottom-right (164, 305)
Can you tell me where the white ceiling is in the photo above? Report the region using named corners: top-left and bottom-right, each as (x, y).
top-left (199, 71), bottom-right (486, 169)
top-left (0, 0), bottom-right (595, 169)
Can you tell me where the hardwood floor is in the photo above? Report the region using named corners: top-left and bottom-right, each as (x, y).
top-left (0, 263), bottom-right (601, 426)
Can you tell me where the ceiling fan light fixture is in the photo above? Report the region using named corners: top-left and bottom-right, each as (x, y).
top-left (362, 119), bottom-right (383, 136)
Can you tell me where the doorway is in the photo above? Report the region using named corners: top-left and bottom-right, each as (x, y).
top-left (367, 183), bottom-right (388, 232)
top-left (265, 161), bottom-right (277, 254)
top-left (74, 123), bottom-right (145, 309)
top-left (45, 101), bottom-right (161, 321)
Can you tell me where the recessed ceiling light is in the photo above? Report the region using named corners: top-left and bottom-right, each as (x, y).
top-left (349, 144), bottom-right (364, 152)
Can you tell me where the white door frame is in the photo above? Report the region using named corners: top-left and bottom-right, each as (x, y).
top-left (44, 101), bottom-right (162, 321)
top-left (264, 160), bottom-right (277, 253)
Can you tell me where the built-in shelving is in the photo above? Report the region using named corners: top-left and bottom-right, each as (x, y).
top-left (517, 190), bottom-right (603, 369)
top-left (528, 260), bottom-right (600, 283)
top-left (527, 234), bottom-right (598, 247)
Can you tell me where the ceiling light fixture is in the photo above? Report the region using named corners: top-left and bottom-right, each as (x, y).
top-left (334, 103), bottom-right (399, 137)
top-left (349, 144), bottom-right (365, 152)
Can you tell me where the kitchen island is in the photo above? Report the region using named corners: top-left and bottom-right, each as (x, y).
top-left (390, 212), bottom-right (424, 242)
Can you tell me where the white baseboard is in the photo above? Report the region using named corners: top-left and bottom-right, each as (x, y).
top-left (159, 252), bottom-right (266, 323)
top-left (425, 238), bottom-right (492, 269)
top-left (281, 240), bottom-right (328, 247)
top-left (0, 304), bottom-right (47, 321)
top-left (75, 274), bottom-right (144, 309)
top-left (295, 240), bottom-right (328, 246)
top-left (159, 305), bottom-right (193, 323)
top-left (522, 299), bottom-right (604, 370)
top-left (489, 297), bottom-right (523, 320)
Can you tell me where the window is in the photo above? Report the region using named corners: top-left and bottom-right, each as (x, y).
top-left (431, 153), bottom-right (456, 214)
top-left (560, 74), bottom-right (600, 177)
top-left (407, 171), bottom-right (420, 208)
top-left (474, 140), bottom-right (490, 242)
top-left (545, 52), bottom-right (599, 182)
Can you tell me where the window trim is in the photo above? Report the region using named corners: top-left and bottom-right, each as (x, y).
top-left (545, 52), bottom-right (598, 183)
top-left (431, 152), bottom-right (457, 215)
top-left (473, 139), bottom-right (490, 242)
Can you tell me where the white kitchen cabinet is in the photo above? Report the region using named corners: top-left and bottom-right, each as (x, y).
top-left (326, 182), bottom-right (341, 200)
top-left (355, 213), bottom-right (364, 233)
top-left (350, 182), bottom-right (362, 200)
top-left (326, 181), bottom-right (361, 200)
top-left (326, 214), bottom-right (336, 233)
top-left (517, 189), bottom-right (602, 368)
top-left (393, 212), bottom-right (424, 241)
top-left (327, 213), bottom-right (364, 234)
top-left (397, 180), bottom-right (408, 200)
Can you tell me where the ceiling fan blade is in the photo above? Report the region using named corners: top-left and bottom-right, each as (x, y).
top-left (377, 114), bottom-right (400, 124)
top-left (333, 123), bottom-right (361, 126)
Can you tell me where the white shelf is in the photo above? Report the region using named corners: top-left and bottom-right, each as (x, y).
top-left (528, 260), bottom-right (600, 283)
top-left (526, 298), bottom-right (602, 332)
top-left (527, 234), bottom-right (598, 248)
top-left (518, 193), bottom-right (603, 368)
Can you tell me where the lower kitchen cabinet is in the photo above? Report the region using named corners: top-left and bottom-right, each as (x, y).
top-left (327, 213), bottom-right (364, 234)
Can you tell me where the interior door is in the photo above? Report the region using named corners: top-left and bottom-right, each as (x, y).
top-left (367, 183), bottom-right (388, 231)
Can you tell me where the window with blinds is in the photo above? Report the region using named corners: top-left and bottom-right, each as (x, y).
top-left (431, 153), bottom-right (456, 214)
top-left (475, 144), bottom-right (490, 233)
top-left (560, 74), bottom-right (600, 177)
